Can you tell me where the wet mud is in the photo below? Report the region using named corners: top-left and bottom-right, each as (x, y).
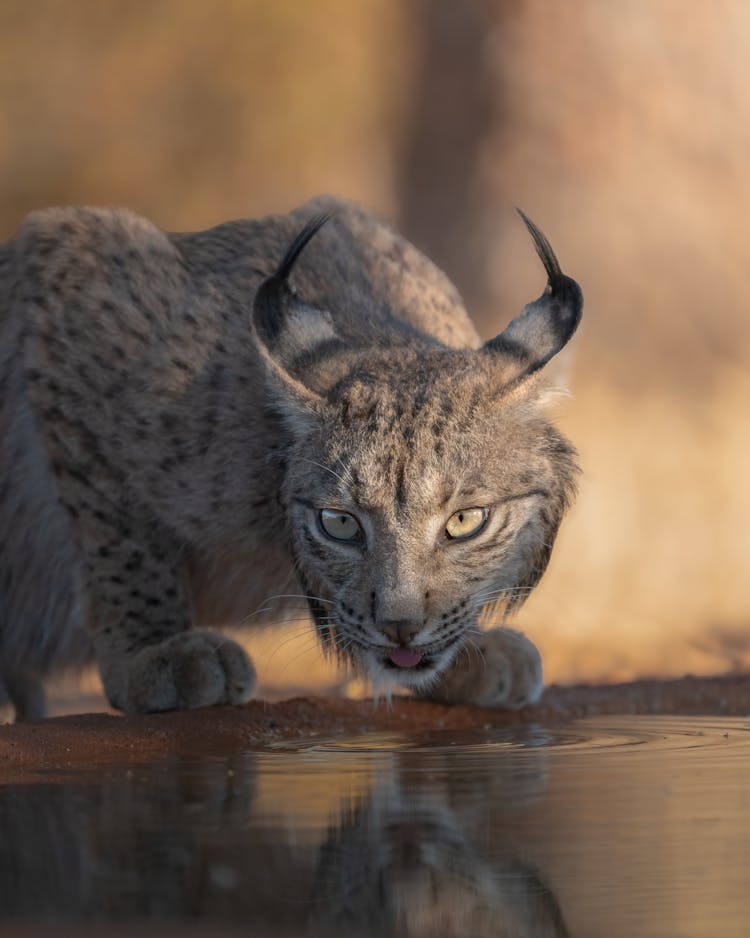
top-left (1, 672), bottom-right (749, 773)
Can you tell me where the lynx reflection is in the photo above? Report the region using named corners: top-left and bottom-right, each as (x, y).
top-left (0, 736), bottom-right (568, 937)
top-left (307, 747), bottom-right (568, 938)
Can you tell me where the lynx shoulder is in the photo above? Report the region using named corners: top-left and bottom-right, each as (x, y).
top-left (0, 196), bottom-right (581, 720)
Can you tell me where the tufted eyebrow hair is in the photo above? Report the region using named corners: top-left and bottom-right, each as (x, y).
top-left (454, 488), bottom-right (484, 505)
top-left (440, 484), bottom-right (552, 511)
top-left (438, 474), bottom-right (489, 509)
top-left (498, 488), bottom-right (550, 503)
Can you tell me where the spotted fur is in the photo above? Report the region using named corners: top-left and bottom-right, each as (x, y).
top-left (0, 196), bottom-right (581, 719)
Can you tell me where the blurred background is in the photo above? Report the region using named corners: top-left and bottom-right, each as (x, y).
top-left (1, 0), bottom-right (748, 694)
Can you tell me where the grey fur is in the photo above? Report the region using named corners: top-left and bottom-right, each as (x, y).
top-left (0, 196), bottom-right (581, 719)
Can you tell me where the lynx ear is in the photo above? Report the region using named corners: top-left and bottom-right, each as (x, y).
top-left (252, 214), bottom-right (334, 427)
top-left (253, 213), bottom-right (333, 349)
top-left (483, 212), bottom-right (582, 385)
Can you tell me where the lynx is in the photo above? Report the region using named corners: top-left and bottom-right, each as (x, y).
top-left (0, 196), bottom-right (581, 720)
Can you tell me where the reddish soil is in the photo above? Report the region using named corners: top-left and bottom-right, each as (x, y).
top-left (1, 673), bottom-right (749, 775)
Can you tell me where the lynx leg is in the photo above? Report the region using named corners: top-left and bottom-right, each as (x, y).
top-left (64, 488), bottom-right (256, 714)
top-left (87, 531), bottom-right (256, 714)
top-left (2, 670), bottom-right (47, 721)
top-left (420, 627), bottom-right (544, 710)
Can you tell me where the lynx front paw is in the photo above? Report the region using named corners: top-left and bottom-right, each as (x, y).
top-left (424, 627), bottom-right (544, 710)
top-left (468, 627), bottom-right (544, 709)
top-left (107, 630), bottom-right (256, 714)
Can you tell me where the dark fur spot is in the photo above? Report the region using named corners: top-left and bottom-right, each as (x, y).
top-left (208, 364), bottom-right (225, 390)
top-left (394, 459), bottom-right (407, 511)
top-left (124, 553), bottom-right (143, 572)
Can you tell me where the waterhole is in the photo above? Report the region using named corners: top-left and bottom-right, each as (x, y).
top-left (1, 715), bottom-right (748, 937)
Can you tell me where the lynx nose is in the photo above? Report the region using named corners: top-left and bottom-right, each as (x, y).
top-left (381, 619), bottom-right (420, 646)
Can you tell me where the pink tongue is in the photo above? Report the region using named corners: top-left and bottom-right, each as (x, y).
top-left (389, 648), bottom-right (423, 669)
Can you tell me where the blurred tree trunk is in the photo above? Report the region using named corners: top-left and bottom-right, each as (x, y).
top-left (396, 0), bottom-right (501, 316)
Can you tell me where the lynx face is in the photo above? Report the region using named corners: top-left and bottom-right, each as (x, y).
top-left (282, 354), bottom-right (577, 692)
top-left (256, 213), bottom-right (581, 694)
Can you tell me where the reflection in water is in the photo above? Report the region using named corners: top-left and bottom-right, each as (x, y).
top-left (305, 734), bottom-right (566, 938)
top-left (307, 783), bottom-right (567, 937)
top-left (0, 726), bottom-right (565, 936)
top-left (0, 717), bottom-right (749, 937)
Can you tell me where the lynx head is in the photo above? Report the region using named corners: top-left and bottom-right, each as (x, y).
top-left (252, 211), bottom-right (582, 693)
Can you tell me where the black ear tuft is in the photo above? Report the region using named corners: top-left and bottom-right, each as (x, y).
top-left (274, 212), bottom-right (333, 283)
top-left (516, 208), bottom-right (562, 283)
top-left (253, 212), bottom-right (334, 346)
top-left (484, 212), bottom-right (583, 381)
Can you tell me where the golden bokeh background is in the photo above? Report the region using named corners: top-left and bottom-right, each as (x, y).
top-left (2, 0), bottom-right (748, 695)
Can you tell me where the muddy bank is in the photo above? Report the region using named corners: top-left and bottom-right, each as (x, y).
top-left (1, 673), bottom-right (748, 773)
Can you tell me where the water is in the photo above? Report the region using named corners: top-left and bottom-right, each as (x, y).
top-left (1, 716), bottom-right (749, 937)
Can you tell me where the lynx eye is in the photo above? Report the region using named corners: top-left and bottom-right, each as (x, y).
top-left (319, 509), bottom-right (362, 542)
top-left (445, 507), bottom-right (489, 541)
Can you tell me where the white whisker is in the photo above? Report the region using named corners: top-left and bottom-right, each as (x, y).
top-left (298, 457), bottom-right (352, 492)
